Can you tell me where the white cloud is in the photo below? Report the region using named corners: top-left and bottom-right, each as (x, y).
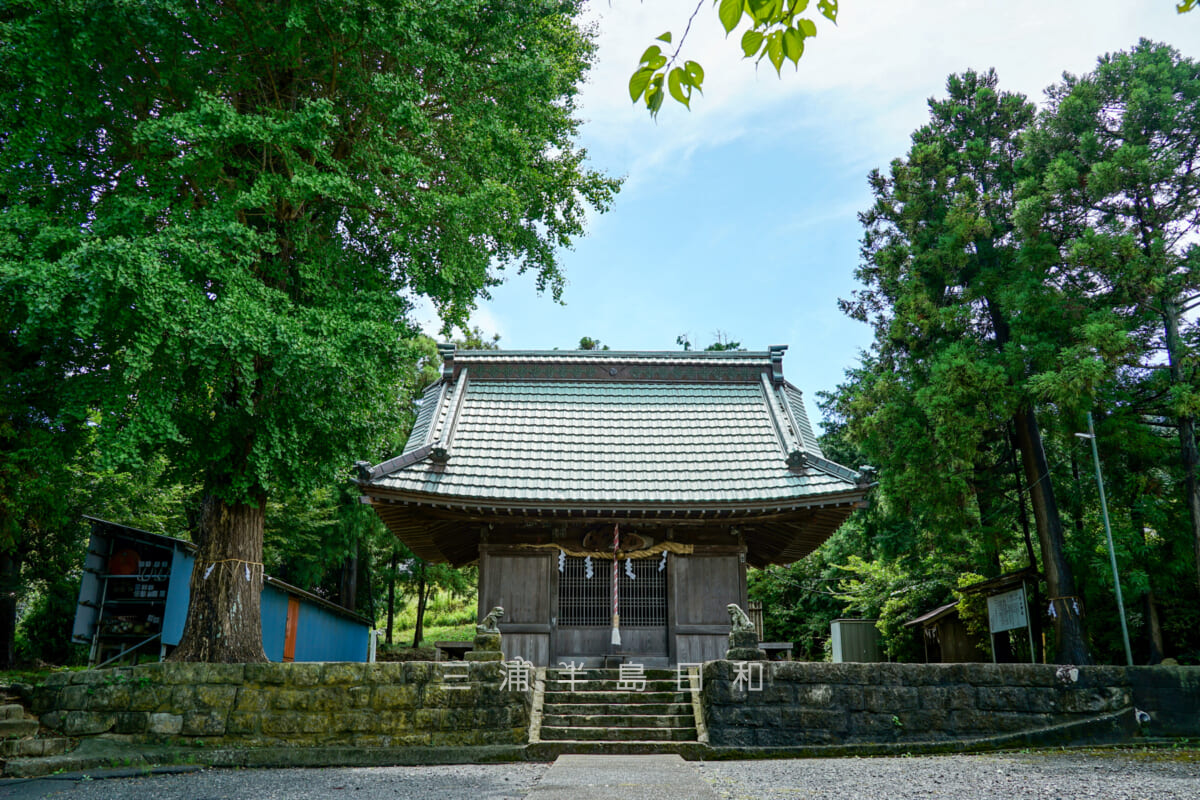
top-left (578, 0), bottom-right (1197, 187)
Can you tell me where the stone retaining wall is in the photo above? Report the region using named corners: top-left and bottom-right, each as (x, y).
top-left (32, 661), bottom-right (530, 748)
top-left (701, 662), bottom-right (1200, 747)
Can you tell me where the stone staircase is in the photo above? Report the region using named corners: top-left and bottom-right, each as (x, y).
top-left (0, 687), bottom-right (72, 767)
top-left (529, 667), bottom-right (706, 757)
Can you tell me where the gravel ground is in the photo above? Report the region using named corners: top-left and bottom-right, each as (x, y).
top-left (0, 763), bottom-right (551, 800)
top-left (3, 749), bottom-right (1198, 799)
top-left (696, 749), bottom-right (1200, 800)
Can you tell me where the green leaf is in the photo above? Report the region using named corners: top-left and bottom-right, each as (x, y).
top-left (668, 67), bottom-right (690, 109)
top-left (741, 29), bottom-right (764, 57)
top-left (818, 0), bottom-right (837, 23)
top-left (767, 30), bottom-right (784, 74)
top-left (717, 0), bottom-right (744, 34)
top-left (782, 27), bottom-right (805, 65)
top-left (684, 60), bottom-right (706, 91)
top-left (628, 67), bottom-right (654, 102)
top-left (647, 77), bottom-right (665, 116)
top-left (799, 18), bottom-right (817, 37)
top-left (657, 31), bottom-right (673, 43)
top-left (639, 45), bottom-right (661, 66)
top-left (747, 0), bottom-right (782, 25)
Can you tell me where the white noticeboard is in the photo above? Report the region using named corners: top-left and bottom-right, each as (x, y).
top-left (987, 587), bottom-right (1029, 634)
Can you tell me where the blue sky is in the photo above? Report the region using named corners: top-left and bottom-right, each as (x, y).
top-left (417, 1), bottom-right (1199, 427)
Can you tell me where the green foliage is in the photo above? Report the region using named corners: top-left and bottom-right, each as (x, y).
top-left (15, 577), bottom-right (88, 666)
top-left (824, 44), bottom-right (1200, 665)
top-left (630, 0), bottom-right (836, 115)
top-left (0, 0), bottom-right (616, 660)
top-left (577, 336), bottom-right (610, 351)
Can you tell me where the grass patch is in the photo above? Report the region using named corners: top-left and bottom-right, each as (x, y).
top-left (383, 591), bottom-right (477, 648)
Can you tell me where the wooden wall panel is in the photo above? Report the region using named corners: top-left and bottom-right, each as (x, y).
top-left (555, 627), bottom-right (608, 661)
top-left (502, 632), bottom-right (550, 666)
top-left (478, 550), bottom-right (553, 625)
top-left (673, 555), bottom-right (744, 625)
top-left (675, 634), bottom-right (728, 664)
top-left (478, 548), bottom-right (553, 665)
top-left (671, 554), bottom-right (745, 664)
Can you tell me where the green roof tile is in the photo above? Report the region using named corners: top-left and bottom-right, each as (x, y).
top-left (368, 349), bottom-right (860, 509)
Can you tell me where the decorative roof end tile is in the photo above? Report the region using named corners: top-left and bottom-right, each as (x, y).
top-left (768, 344), bottom-right (788, 385)
top-left (438, 342), bottom-right (456, 380)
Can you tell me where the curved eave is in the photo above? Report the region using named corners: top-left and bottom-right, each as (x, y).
top-left (361, 482), bottom-right (867, 568)
top-left (359, 482), bottom-right (867, 519)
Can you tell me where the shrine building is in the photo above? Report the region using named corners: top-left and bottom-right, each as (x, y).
top-left (356, 345), bottom-right (869, 667)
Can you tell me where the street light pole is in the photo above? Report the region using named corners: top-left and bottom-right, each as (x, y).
top-left (1076, 411), bottom-right (1133, 667)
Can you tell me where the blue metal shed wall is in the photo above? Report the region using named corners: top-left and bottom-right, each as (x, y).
top-left (161, 549), bottom-right (195, 647)
top-left (292, 599), bottom-right (369, 662)
top-left (260, 585), bottom-right (290, 662)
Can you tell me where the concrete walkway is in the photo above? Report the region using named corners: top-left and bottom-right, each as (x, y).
top-left (524, 754), bottom-right (718, 799)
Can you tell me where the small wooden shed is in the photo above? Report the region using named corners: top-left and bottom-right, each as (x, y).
top-left (904, 603), bottom-right (986, 663)
top-left (357, 347), bottom-right (869, 666)
top-left (72, 518), bottom-right (372, 665)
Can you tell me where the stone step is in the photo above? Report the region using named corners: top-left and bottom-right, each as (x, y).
top-left (546, 669), bottom-right (680, 680)
top-left (539, 725), bottom-right (697, 742)
top-left (542, 702), bottom-right (695, 716)
top-left (543, 690), bottom-right (690, 704)
top-left (527, 740), bottom-right (708, 759)
top-left (542, 714), bottom-right (696, 729)
top-left (0, 718), bottom-right (39, 740)
top-left (545, 679), bottom-right (686, 692)
top-left (0, 704), bottom-right (25, 721)
top-left (0, 737), bottom-right (70, 758)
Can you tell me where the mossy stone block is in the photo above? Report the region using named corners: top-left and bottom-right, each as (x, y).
top-left (473, 632), bottom-right (502, 652)
top-left (148, 712), bottom-right (183, 735)
top-left (372, 684), bottom-right (419, 710)
top-left (114, 711), bottom-right (149, 734)
top-left (244, 662), bottom-right (289, 685)
top-left (321, 663), bottom-right (365, 685)
top-left (182, 710), bottom-right (227, 736)
top-left (195, 685), bottom-right (238, 711)
top-left (286, 663), bottom-right (323, 687)
top-left (63, 710), bottom-right (116, 735)
top-left (365, 662), bottom-right (406, 685)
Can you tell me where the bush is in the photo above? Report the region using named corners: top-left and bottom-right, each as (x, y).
top-left (15, 576), bottom-right (87, 666)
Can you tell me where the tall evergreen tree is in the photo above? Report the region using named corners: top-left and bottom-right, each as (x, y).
top-left (1022, 40), bottom-right (1200, 592)
top-left (840, 70), bottom-right (1092, 663)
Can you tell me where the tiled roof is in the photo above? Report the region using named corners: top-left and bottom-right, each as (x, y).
top-left (362, 347), bottom-right (863, 511)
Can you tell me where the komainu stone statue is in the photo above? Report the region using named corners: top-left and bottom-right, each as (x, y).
top-left (477, 606), bottom-right (505, 634)
top-left (727, 603), bottom-right (756, 633)
top-left (725, 603), bottom-right (766, 661)
top-left (467, 606), bottom-right (505, 662)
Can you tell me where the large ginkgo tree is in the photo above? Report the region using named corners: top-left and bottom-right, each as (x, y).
top-left (0, 0), bottom-right (616, 661)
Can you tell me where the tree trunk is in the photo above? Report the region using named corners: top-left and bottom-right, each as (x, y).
top-left (0, 552), bottom-right (19, 670)
top-left (1133, 510), bottom-right (1165, 664)
top-left (1163, 300), bottom-right (1200, 594)
top-left (386, 549), bottom-right (398, 645)
top-left (411, 563), bottom-right (427, 649)
top-left (168, 494), bottom-right (267, 663)
top-left (1069, 451), bottom-right (1086, 538)
top-left (339, 550), bottom-right (358, 612)
top-left (1012, 403), bottom-right (1091, 664)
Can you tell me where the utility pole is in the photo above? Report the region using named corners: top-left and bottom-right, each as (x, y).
top-left (1076, 412), bottom-right (1133, 666)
